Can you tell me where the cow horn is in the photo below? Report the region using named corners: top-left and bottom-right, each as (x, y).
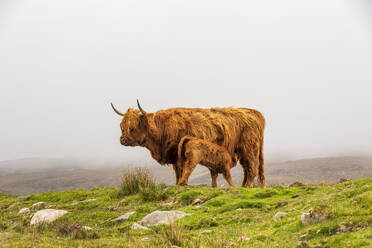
top-left (137, 99), bottom-right (146, 115)
top-left (111, 103), bottom-right (124, 116)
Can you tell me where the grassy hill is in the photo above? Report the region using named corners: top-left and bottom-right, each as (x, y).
top-left (0, 178), bottom-right (371, 247)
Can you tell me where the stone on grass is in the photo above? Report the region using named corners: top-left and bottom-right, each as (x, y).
top-left (83, 226), bottom-right (92, 231)
top-left (141, 237), bottom-right (153, 242)
top-left (274, 211), bottom-right (287, 221)
top-left (301, 205), bottom-right (330, 225)
top-left (31, 202), bottom-right (45, 210)
top-left (131, 223), bottom-right (150, 230)
top-left (110, 211), bottom-right (135, 222)
top-left (140, 210), bottom-right (190, 226)
top-left (200, 230), bottom-right (212, 234)
top-left (18, 208), bottom-right (30, 215)
top-left (192, 198), bottom-right (202, 205)
top-left (237, 235), bottom-right (250, 242)
top-left (301, 213), bottom-right (312, 225)
top-left (30, 209), bottom-right (68, 226)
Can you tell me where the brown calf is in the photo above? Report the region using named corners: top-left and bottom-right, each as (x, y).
top-left (177, 136), bottom-right (238, 187)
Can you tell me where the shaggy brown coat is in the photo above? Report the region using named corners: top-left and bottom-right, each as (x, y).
top-left (177, 136), bottom-right (238, 187)
top-left (112, 103), bottom-right (266, 187)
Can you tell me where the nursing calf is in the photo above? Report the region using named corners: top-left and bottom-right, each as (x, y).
top-left (177, 136), bottom-right (237, 187)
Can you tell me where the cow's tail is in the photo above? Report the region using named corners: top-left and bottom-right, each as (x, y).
top-left (177, 136), bottom-right (191, 165)
top-left (258, 138), bottom-right (266, 188)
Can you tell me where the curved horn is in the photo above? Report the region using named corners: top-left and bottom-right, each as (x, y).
top-left (111, 103), bottom-right (124, 116)
top-left (137, 99), bottom-right (146, 115)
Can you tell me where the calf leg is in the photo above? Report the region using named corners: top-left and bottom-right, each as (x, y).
top-left (222, 165), bottom-right (235, 187)
top-left (178, 160), bottom-right (198, 186)
top-left (210, 170), bottom-right (218, 187)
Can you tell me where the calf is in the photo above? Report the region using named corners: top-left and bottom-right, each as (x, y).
top-left (177, 136), bottom-right (237, 187)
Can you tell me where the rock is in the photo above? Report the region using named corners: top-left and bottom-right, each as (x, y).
top-left (236, 208), bottom-right (242, 211)
top-left (237, 235), bottom-right (250, 242)
top-left (30, 209), bottom-right (69, 225)
top-left (131, 223), bottom-right (150, 230)
top-left (140, 210), bottom-right (191, 226)
top-left (274, 211), bottom-right (287, 221)
top-left (82, 226), bottom-right (92, 230)
top-left (141, 237), bottom-right (153, 242)
top-left (301, 213), bottom-right (312, 225)
top-left (171, 246), bottom-right (181, 248)
top-left (192, 198), bottom-right (202, 205)
top-left (110, 211), bottom-right (135, 222)
top-left (300, 234), bottom-right (307, 239)
top-left (18, 208), bottom-right (30, 215)
top-left (200, 230), bottom-right (212, 234)
top-left (301, 205), bottom-right (330, 225)
top-left (71, 199), bottom-right (97, 205)
top-left (161, 201), bottom-right (176, 207)
top-left (291, 194), bottom-right (300, 198)
top-left (31, 202), bottom-right (45, 210)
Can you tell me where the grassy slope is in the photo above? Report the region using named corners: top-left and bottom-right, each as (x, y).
top-left (0, 178), bottom-right (371, 248)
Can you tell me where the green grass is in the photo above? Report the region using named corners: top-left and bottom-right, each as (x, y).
top-left (0, 178), bottom-right (371, 247)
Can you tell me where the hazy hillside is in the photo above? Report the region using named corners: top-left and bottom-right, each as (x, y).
top-left (0, 156), bottom-right (371, 195)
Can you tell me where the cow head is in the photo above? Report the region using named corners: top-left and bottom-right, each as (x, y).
top-left (111, 100), bottom-right (150, 147)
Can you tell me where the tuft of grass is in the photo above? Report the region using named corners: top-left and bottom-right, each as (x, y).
top-left (58, 223), bottom-right (99, 239)
top-left (160, 222), bottom-right (187, 247)
top-left (140, 184), bottom-right (169, 202)
top-left (118, 168), bottom-right (157, 196)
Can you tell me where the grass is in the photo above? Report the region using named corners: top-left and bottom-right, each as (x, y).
top-left (0, 178), bottom-right (371, 247)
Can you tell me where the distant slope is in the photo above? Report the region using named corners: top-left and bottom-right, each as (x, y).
top-left (192, 156), bottom-right (372, 186)
top-left (0, 156), bottom-right (371, 195)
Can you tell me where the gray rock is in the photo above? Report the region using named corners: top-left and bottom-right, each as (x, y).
top-left (30, 209), bottom-right (68, 225)
top-left (83, 226), bottom-right (92, 230)
top-left (301, 213), bottom-right (312, 225)
top-left (110, 211), bottom-right (135, 222)
top-left (140, 210), bottom-right (190, 226)
top-left (131, 223), bottom-right (150, 230)
top-left (141, 237), bottom-right (153, 242)
top-left (301, 205), bottom-right (330, 225)
top-left (274, 211), bottom-right (287, 221)
top-left (18, 208), bottom-right (30, 215)
top-left (192, 198), bottom-right (202, 205)
top-left (31, 202), bottom-right (45, 210)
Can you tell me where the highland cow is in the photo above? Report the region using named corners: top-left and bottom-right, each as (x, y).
top-left (176, 136), bottom-right (238, 187)
top-left (111, 100), bottom-right (265, 188)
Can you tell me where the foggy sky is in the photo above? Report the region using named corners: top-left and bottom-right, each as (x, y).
top-left (0, 0), bottom-right (371, 163)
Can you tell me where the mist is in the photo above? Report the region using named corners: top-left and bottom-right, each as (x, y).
top-left (0, 0), bottom-right (371, 163)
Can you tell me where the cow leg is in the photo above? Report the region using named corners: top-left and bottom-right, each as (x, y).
top-left (210, 170), bottom-right (218, 187)
top-left (241, 164), bottom-right (248, 187)
top-left (243, 146), bottom-right (260, 188)
top-left (172, 164), bottom-right (182, 185)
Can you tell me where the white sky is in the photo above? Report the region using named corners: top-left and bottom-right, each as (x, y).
top-left (0, 0), bottom-right (371, 163)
